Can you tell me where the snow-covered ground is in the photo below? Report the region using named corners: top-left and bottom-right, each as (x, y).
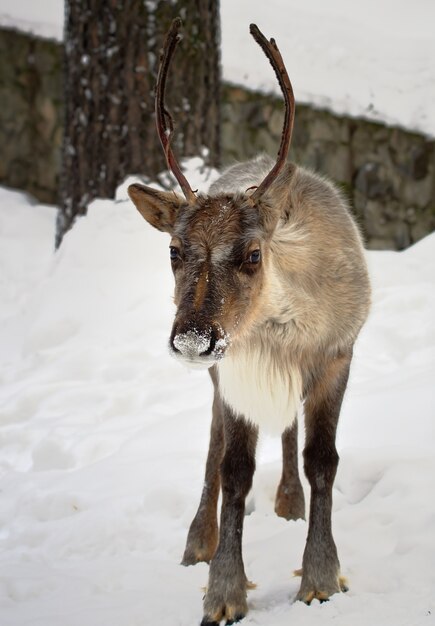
top-left (0, 1), bottom-right (434, 136)
top-left (0, 159), bottom-right (434, 626)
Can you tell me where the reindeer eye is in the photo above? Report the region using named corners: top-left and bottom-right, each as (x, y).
top-left (170, 246), bottom-right (180, 261)
top-left (248, 249), bottom-right (261, 264)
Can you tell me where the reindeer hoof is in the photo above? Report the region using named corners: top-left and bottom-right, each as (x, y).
top-left (181, 520), bottom-right (218, 565)
top-left (181, 539), bottom-right (217, 565)
top-left (202, 580), bottom-right (251, 625)
top-left (201, 588), bottom-right (248, 623)
top-left (226, 615), bottom-right (245, 625)
top-left (294, 569), bottom-right (349, 604)
top-left (200, 616), bottom-right (244, 626)
top-left (181, 547), bottom-right (212, 566)
top-left (297, 589), bottom-right (333, 604)
top-left (201, 608), bottom-right (246, 625)
top-left (275, 483), bottom-right (305, 521)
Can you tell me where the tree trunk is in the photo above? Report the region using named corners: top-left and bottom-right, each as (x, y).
top-left (57, 0), bottom-right (221, 247)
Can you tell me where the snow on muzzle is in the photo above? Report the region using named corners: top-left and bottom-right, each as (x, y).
top-left (170, 325), bottom-right (229, 369)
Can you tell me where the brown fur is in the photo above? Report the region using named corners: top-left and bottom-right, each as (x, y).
top-left (127, 21), bottom-right (370, 624)
top-left (129, 162), bottom-right (370, 623)
top-left (275, 422), bottom-right (306, 521)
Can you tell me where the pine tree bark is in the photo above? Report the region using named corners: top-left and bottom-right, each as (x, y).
top-left (57, 0), bottom-right (221, 247)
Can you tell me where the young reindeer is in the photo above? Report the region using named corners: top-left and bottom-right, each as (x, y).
top-left (129, 18), bottom-right (370, 626)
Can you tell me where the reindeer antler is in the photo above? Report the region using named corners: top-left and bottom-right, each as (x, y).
top-left (249, 24), bottom-right (295, 201)
top-left (155, 18), bottom-right (196, 204)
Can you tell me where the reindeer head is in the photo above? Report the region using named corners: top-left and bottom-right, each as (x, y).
top-left (129, 20), bottom-right (294, 369)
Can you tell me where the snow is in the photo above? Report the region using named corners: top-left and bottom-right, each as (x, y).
top-left (1, 159), bottom-right (435, 625)
top-left (221, 0), bottom-right (435, 136)
top-left (0, 1), bottom-right (434, 136)
top-left (0, 0), bottom-right (63, 40)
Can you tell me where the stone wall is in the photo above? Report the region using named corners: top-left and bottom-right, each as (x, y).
top-left (221, 86), bottom-right (435, 249)
top-left (1, 26), bottom-right (434, 249)
top-left (0, 28), bottom-right (63, 204)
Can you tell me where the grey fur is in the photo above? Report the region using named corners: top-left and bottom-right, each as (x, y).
top-left (209, 154), bottom-right (275, 195)
top-left (129, 156), bottom-right (371, 621)
top-left (129, 120), bottom-right (370, 626)
top-left (126, 20), bottom-right (371, 623)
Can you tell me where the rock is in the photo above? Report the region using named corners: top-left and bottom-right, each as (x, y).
top-left (355, 163), bottom-right (391, 200)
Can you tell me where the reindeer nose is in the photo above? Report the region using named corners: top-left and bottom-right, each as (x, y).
top-left (172, 328), bottom-right (216, 358)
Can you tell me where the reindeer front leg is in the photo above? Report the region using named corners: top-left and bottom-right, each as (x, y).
top-left (182, 367), bottom-right (224, 565)
top-left (202, 407), bottom-right (258, 626)
top-left (297, 350), bottom-right (352, 603)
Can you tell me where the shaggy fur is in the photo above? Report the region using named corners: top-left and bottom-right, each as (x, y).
top-left (128, 154), bottom-right (370, 624)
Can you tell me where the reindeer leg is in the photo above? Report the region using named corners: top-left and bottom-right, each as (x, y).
top-left (202, 408), bottom-right (258, 625)
top-left (297, 350), bottom-right (352, 603)
top-left (182, 367), bottom-right (224, 565)
top-left (275, 420), bottom-right (305, 521)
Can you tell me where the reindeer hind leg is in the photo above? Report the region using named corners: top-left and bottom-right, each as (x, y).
top-left (275, 420), bottom-right (306, 521)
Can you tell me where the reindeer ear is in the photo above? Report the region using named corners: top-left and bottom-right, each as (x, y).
top-left (259, 203), bottom-right (281, 237)
top-left (257, 163), bottom-right (295, 236)
top-left (252, 193), bottom-right (282, 238)
top-left (128, 184), bottom-right (185, 234)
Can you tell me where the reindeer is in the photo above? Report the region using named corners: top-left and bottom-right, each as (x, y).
top-left (128, 18), bottom-right (370, 625)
